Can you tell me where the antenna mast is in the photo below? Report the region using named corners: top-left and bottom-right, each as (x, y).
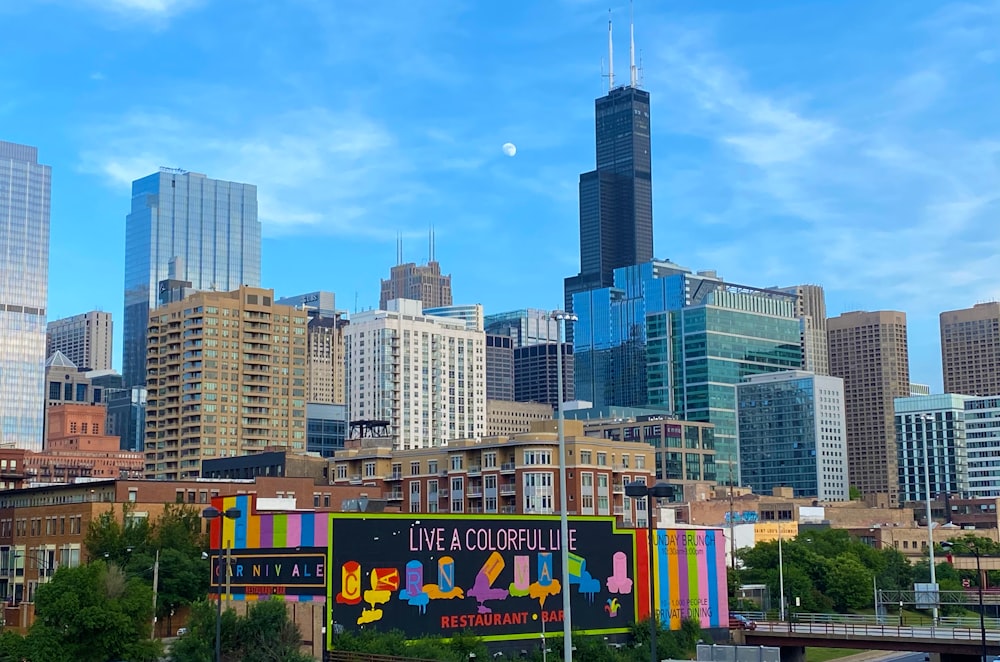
top-left (629, 0), bottom-right (637, 87)
top-left (607, 9), bottom-right (614, 91)
top-left (396, 233), bottom-right (403, 265)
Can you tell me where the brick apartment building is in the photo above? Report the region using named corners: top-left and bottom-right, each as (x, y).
top-left (332, 420), bottom-right (657, 526)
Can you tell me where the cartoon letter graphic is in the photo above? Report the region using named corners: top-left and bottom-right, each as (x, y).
top-left (509, 555), bottom-right (530, 597)
top-left (606, 551), bottom-right (633, 594)
top-left (468, 551), bottom-right (509, 614)
top-left (336, 561), bottom-right (361, 605)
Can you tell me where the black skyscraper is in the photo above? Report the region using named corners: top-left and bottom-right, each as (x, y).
top-left (565, 84), bottom-right (653, 316)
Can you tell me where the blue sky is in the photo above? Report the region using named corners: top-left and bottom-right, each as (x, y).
top-left (2, 0), bottom-right (999, 390)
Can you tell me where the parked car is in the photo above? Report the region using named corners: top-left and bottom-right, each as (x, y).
top-left (729, 614), bottom-right (757, 630)
top-left (176, 627), bottom-right (188, 636)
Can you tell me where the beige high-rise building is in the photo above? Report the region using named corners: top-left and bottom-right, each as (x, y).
top-left (346, 299), bottom-right (484, 450)
top-left (379, 261), bottom-right (452, 310)
top-left (144, 286), bottom-right (308, 480)
top-left (46, 311), bottom-right (113, 371)
top-left (307, 317), bottom-right (347, 404)
top-left (485, 400), bottom-right (553, 437)
top-left (827, 310), bottom-right (910, 504)
top-left (778, 284), bottom-right (828, 375)
top-left (941, 302), bottom-right (1000, 396)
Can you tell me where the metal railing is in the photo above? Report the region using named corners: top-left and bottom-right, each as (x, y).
top-left (751, 620), bottom-right (1000, 641)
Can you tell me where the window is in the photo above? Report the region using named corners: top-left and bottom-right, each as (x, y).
top-left (580, 450), bottom-right (592, 464)
top-left (483, 452), bottom-right (497, 469)
top-left (450, 455), bottom-right (463, 471)
top-left (364, 462), bottom-right (376, 478)
top-left (581, 472), bottom-right (593, 488)
top-left (410, 461), bottom-right (420, 476)
top-left (336, 465), bottom-right (347, 480)
top-left (523, 472), bottom-right (553, 514)
top-left (428, 460), bottom-right (438, 474)
top-left (636, 455), bottom-right (646, 470)
top-left (523, 450), bottom-right (552, 465)
top-left (597, 452), bottom-right (607, 466)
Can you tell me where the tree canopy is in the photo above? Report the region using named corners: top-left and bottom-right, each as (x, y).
top-left (170, 598), bottom-right (313, 662)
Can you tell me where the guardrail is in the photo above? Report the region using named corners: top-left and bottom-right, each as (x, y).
top-left (733, 612), bottom-right (1000, 630)
top-left (751, 621), bottom-right (1000, 641)
top-left (326, 652), bottom-right (432, 662)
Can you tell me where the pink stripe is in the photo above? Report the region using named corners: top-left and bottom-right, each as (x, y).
top-left (697, 532), bottom-right (710, 620)
top-left (286, 513), bottom-right (302, 547)
top-left (716, 534), bottom-right (730, 617)
top-left (314, 513), bottom-right (329, 548)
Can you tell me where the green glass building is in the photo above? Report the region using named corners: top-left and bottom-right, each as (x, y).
top-left (647, 290), bottom-right (802, 482)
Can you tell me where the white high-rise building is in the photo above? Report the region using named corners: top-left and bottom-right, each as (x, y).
top-left (46, 310), bottom-right (113, 371)
top-left (895, 394), bottom-right (972, 502)
top-left (346, 299), bottom-right (485, 450)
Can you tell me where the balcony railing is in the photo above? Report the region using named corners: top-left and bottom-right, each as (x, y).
top-left (500, 484), bottom-right (517, 496)
top-left (386, 491), bottom-right (403, 501)
top-left (501, 506), bottom-right (517, 514)
top-left (500, 463), bottom-right (516, 473)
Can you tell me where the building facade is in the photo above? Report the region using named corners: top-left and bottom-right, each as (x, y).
top-left (485, 334), bottom-right (514, 401)
top-left (485, 400), bottom-right (553, 437)
top-left (379, 261), bottom-right (452, 311)
top-left (104, 386), bottom-right (147, 452)
top-left (305, 317), bottom-right (347, 405)
top-left (827, 310), bottom-right (910, 504)
top-left (276, 291), bottom-right (339, 319)
top-left (564, 84), bottom-right (653, 322)
top-left (0, 141), bottom-right (50, 451)
top-left (941, 303), bottom-right (1000, 397)
top-left (123, 169), bottom-right (261, 388)
top-left (484, 309), bottom-right (573, 408)
top-left (646, 284), bottom-right (802, 483)
top-left (45, 311), bottom-right (113, 371)
top-left (736, 371), bottom-right (849, 500)
top-left (894, 394), bottom-right (972, 503)
top-left (332, 421), bottom-right (656, 524)
top-left (144, 286), bottom-right (308, 480)
top-left (345, 299), bottom-right (485, 450)
top-left (964, 396), bottom-right (1000, 497)
top-left (306, 402), bottom-right (347, 458)
top-left (777, 285), bottom-right (829, 376)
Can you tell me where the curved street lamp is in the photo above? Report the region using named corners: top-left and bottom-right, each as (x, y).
top-left (202, 506), bottom-right (241, 662)
top-left (940, 539), bottom-right (986, 662)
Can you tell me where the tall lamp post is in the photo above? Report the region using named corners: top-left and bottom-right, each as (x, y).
top-left (941, 540), bottom-right (987, 662)
top-left (202, 506), bottom-right (242, 662)
top-left (920, 413), bottom-right (939, 623)
top-left (625, 481), bottom-right (676, 662)
top-left (550, 310), bottom-right (577, 662)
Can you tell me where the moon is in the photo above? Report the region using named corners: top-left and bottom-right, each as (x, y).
top-left (502, 142), bottom-right (517, 157)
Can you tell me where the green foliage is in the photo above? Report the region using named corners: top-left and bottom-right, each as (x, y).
top-left (737, 528), bottom-right (914, 614)
top-left (83, 502), bottom-right (151, 564)
top-left (848, 486), bottom-right (862, 501)
top-left (170, 598), bottom-right (311, 662)
top-left (332, 628), bottom-right (487, 662)
top-left (0, 561), bottom-right (162, 662)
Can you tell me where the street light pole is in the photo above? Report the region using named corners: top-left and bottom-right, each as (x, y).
top-left (778, 524), bottom-right (786, 622)
top-left (202, 506), bottom-right (242, 662)
top-left (920, 413), bottom-right (939, 623)
top-left (551, 310), bottom-right (577, 662)
top-left (941, 540), bottom-right (987, 662)
top-left (626, 481), bottom-right (675, 662)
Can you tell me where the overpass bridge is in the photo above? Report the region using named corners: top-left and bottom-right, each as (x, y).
top-left (739, 618), bottom-right (1000, 662)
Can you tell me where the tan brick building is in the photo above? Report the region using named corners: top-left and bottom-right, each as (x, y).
top-left (827, 311), bottom-right (910, 504)
top-left (306, 316), bottom-right (347, 405)
top-left (485, 400), bottom-right (553, 436)
top-left (333, 420), bottom-right (656, 525)
top-left (940, 302), bottom-right (1000, 397)
top-left (30, 404), bottom-right (143, 482)
top-left (144, 286), bottom-right (309, 480)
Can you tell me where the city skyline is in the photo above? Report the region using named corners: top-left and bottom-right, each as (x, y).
top-left (2, 1), bottom-right (999, 392)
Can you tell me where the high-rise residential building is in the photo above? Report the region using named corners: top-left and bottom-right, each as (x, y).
top-left (46, 311), bottom-right (113, 371)
top-left (379, 261), bottom-right (452, 311)
top-left (144, 286), bottom-right (307, 480)
top-left (123, 169), bottom-right (261, 388)
top-left (306, 317), bottom-right (347, 405)
top-left (564, 81), bottom-right (653, 319)
top-left (0, 141), bottom-right (50, 451)
top-left (736, 371), bottom-right (849, 500)
top-left (485, 309), bottom-right (572, 409)
top-left (827, 310), bottom-right (910, 505)
top-left (646, 281), bottom-right (802, 482)
top-left (940, 302), bottom-right (1000, 396)
top-left (345, 299), bottom-right (485, 450)
top-left (776, 285), bottom-right (829, 376)
top-left (895, 394), bottom-right (972, 503)
top-left (965, 396), bottom-right (1000, 497)
top-left (485, 335), bottom-right (514, 401)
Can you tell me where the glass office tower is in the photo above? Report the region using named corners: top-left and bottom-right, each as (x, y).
top-left (122, 169), bottom-right (261, 387)
top-left (0, 141), bottom-right (50, 450)
top-left (646, 290), bottom-right (802, 482)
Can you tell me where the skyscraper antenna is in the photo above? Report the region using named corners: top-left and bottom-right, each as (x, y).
top-left (607, 9), bottom-right (614, 91)
top-left (396, 233), bottom-right (403, 265)
top-left (429, 225), bottom-right (435, 263)
top-left (629, 0), bottom-right (637, 87)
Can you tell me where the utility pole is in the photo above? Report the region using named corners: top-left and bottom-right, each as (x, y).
top-left (151, 549), bottom-right (160, 638)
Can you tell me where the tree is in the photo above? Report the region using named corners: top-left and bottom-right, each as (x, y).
top-left (170, 599), bottom-right (312, 662)
top-left (83, 502), bottom-right (150, 564)
top-left (849, 485), bottom-right (862, 500)
top-left (25, 561), bottom-right (161, 662)
top-left (825, 554), bottom-right (874, 611)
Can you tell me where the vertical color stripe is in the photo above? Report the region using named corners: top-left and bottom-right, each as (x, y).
top-left (314, 511), bottom-right (328, 548)
top-left (286, 513), bottom-right (302, 548)
top-left (635, 529), bottom-right (650, 621)
top-left (685, 530), bottom-right (699, 624)
top-left (234, 495), bottom-right (248, 549)
top-left (260, 513), bottom-right (274, 548)
top-left (300, 514), bottom-right (315, 547)
top-left (716, 530), bottom-right (730, 624)
top-left (698, 531), bottom-right (713, 627)
top-left (246, 510), bottom-right (261, 549)
top-left (273, 514), bottom-right (288, 547)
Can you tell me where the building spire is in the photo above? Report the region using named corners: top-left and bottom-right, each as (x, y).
top-left (608, 9), bottom-right (614, 91)
top-left (629, 0), bottom-right (637, 87)
top-left (396, 232), bottom-right (403, 265)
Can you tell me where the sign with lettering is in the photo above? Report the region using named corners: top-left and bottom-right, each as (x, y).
top-left (328, 514), bottom-right (637, 643)
top-left (209, 547), bottom-right (326, 598)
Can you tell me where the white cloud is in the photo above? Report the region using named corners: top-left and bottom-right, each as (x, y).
top-left (84, 0), bottom-right (199, 15)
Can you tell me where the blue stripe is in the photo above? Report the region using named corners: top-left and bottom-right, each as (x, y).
top-left (706, 531), bottom-right (720, 627)
top-left (301, 514), bottom-right (315, 547)
top-left (656, 529), bottom-right (670, 627)
top-left (234, 495), bottom-right (248, 549)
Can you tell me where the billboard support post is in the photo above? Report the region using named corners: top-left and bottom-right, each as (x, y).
top-left (552, 310), bottom-right (577, 662)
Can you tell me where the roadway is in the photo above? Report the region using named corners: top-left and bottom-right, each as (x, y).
top-left (744, 621), bottom-right (1000, 656)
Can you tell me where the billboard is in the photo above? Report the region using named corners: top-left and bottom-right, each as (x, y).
top-left (328, 514), bottom-right (639, 643)
top-left (209, 547), bottom-right (326, 599)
